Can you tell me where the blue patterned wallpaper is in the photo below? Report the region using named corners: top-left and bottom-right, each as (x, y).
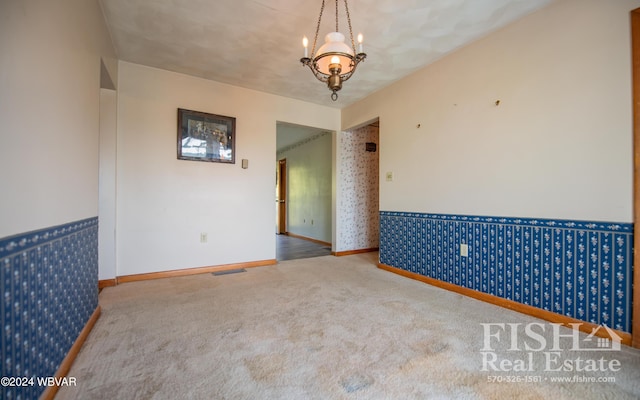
top-left (380, 212), bottom-right (633, 333)
top-left (0, 217), bottom-right (98, 400)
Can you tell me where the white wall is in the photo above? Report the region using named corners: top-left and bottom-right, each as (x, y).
top-left (278, 133), bottom-right (332, 243)
top-left (0, 0), bottom-right (118, 238)
top-left (116, 62), bottom-right (340, 276)
top-left (342, 0), bottom-right (636, 223)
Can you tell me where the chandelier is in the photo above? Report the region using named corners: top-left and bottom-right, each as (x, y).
top-left (300, 0), bottom-right (366, 101)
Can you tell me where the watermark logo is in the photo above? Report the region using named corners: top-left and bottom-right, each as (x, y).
top-left (480, 322), bottom-right (622, 374)
top-left (582, 325), bottom-right (622, 351)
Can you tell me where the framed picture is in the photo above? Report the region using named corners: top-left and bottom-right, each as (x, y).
top-left (177, 108), bottom-right (236, 163)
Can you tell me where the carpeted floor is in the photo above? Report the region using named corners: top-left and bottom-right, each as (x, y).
top-left (57, 253), bottom-right (640, 399)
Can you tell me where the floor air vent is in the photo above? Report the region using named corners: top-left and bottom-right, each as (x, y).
top-left (212, 268), bottom-right (247, 276)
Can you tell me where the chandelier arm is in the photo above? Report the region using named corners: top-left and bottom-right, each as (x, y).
top-left (305, 51), bottom-right (365, 82)
top-left (337, 65), bottom-right (357, 83)
top-left (343, 0), bottom-right (357, 54)
top-left (310, 0), bottom-right (326, 58)
top-left (302, 59), bottom-right (331, 82)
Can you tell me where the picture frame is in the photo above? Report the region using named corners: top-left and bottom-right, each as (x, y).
top-left (177, 108), bottom-right (236, 164)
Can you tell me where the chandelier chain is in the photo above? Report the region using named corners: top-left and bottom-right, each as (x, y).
top-left (310, 0), bottom-right (326, 58)
top-left (343, 0), bottom-right (357, 53)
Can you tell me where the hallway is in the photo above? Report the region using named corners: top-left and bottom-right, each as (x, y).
top-left (276, 234), bottom-right (331, 261)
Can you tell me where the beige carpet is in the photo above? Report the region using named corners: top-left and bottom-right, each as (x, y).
top-left (57, 253), bottom-right (640, 399)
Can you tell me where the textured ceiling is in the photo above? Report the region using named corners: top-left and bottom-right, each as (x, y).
top-left (100, 0), bottom-right (553, 108)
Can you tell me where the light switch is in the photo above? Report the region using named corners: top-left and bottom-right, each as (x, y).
top-left (386, 172), bottom-right (393, 182)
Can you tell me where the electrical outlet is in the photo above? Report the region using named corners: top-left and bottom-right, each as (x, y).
top-left (460, 243), bottom-right (468, 257)
top-left (200, 233), bottom-right (208, 243)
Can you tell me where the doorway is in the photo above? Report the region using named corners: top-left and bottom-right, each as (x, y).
top-left (98, 59), bottom-right (117, 288)
top-left (275, 122), bottom-right (333, 261)
top-left (334, 119), bottom-right (380, 255)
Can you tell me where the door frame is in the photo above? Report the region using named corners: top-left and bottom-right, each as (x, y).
top-left (276, 158), bottom-right (287, 234)
top-left (630, 7), bottom-right (640, 348)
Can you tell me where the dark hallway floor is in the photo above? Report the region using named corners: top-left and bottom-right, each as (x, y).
top-left (276, 234), bottom-right (332, 261)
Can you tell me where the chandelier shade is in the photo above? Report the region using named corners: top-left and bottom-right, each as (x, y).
top-left (299, 0), bottom-right (366, 101)
top-left (315, 32), bottom-right (355, 76)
